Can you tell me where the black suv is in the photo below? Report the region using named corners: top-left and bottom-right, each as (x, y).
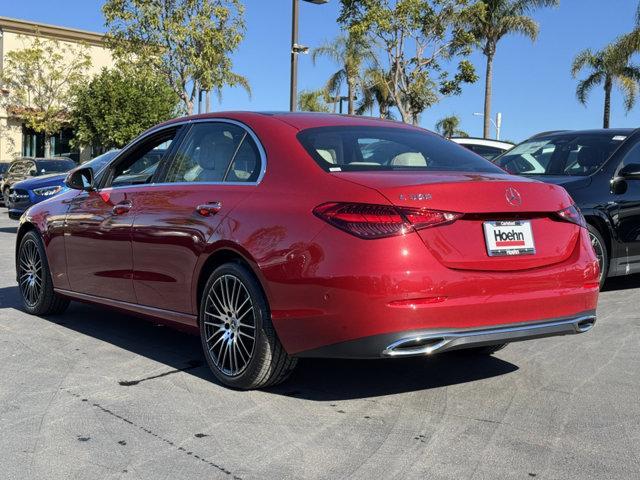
top-left (1, 157), bottom-right (76, 206)
top-left (494, 128), bottom-right (640, 287)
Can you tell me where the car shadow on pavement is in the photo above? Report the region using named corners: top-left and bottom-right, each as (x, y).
top-left (0, 285), bottom-right (518, 400)
top-left (602, 273), bottom-right (640, 292)
top-left (271, 354), bottom-right (518, 401)
top-left (0, 226), bottom-right (17, 234)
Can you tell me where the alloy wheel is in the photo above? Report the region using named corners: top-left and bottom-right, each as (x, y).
top-left (18, 238), bottom-right (43, 308)
top-left (589, 231), bottom-right (605, 279)
top-left (203, 274), bottom-right (256, 377)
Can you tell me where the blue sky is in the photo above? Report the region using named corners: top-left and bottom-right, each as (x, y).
top-left (2, 0), bottom-right (639, 141)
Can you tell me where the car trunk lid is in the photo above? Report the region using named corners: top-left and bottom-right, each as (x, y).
top-left (335, 171), bottom-right (580, 271)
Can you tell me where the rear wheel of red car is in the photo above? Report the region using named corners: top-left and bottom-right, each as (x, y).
top-left (199, 262), bottom-right (297, 390)
top-left (17, 230), bottom-right (70, 316)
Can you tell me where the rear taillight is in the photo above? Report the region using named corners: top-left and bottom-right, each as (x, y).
top-left (313, 202), bottom-right (462, 239)
top-left (556, 204), bottom-right (586, 228)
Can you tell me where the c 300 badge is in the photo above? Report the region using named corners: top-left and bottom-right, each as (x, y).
top-left (399, 193), bottom-right (432, 201)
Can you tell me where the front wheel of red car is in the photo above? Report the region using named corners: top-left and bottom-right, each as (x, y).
top-left (199, 262), bottom-right (297, 390)
top-left (17, 230), bottom-right (70, 316)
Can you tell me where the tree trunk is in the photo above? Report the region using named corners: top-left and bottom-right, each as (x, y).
top-left (44, 136), bottom-right (51, 158)
top-left (347, 79), bottom-right (355, 115)
top-left (205, 91), bottom-right (211, 113)
top-left (603, 76), bottom-right (612, 129)
top-left (483, 50), bottom-right (494, 139)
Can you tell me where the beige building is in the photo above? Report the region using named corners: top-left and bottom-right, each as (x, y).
top-left (0, 16), bottom-right (115, 163)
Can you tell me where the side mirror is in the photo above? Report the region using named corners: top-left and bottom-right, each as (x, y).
top-left (29, 169), bottom-right (37, 176)
top-left (65, 166), bottom-right (95, 191)
top-left (619, 163), bottom-right (640, 180)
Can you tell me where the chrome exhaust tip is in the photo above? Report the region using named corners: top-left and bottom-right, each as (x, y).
top-left (575, 317), bottom-right (596, 333)
top-left (382, 336), bottom-right (451, 357)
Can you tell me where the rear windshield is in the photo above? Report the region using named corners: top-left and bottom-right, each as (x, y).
top-left (494, 133), bottom-right (626, 176)
top-left (297, 126), bottom-right (504, 173)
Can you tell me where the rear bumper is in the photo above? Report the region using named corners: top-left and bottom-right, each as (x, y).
top-left (296, 311), bottom-right (596, 358)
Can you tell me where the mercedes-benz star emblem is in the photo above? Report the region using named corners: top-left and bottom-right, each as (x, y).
top-left (505, 187), bottom-right (522, 207)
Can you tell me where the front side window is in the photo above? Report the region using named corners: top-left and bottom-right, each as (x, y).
top-left (163, 122), bottom-right (261, 183)
top-left (109, 131), bottom-right (176, 187)
top-left (495, 134), bottom-right (627, 176)
top-left (297, 126), bottom-right (503, 173)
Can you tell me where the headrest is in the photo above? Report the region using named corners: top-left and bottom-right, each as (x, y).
top-left (391, 152), bottom-right (427, 167)
top-left (197, 133), bottom-right (235, 171)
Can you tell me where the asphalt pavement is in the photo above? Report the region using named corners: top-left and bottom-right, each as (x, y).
top-left (0, 213), bottom-right (638, 480)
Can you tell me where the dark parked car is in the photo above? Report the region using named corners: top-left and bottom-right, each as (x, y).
top-left (6, 151), bottom-right (120, 220)
top-left (494, 128), bottom-right (640, 287)
top-left (15, 112), bottom-right (597, 389)
top-left (1, 158), bottom-right (76, 207)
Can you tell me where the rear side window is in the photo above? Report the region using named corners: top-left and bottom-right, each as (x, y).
top-left (298, 126), bottom-right (503, 173)
top-left (163, 122), bottom-right (261, 183)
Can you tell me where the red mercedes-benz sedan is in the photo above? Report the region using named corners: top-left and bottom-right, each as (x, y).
top-left (15, 112), bottom-right (599, 389)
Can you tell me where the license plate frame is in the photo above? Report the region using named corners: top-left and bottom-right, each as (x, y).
top-left (483, 220), bottom-right (536, 257)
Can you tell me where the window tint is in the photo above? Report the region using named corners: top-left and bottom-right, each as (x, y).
top-left (619, 140), bottom-right (640, 170)
top-left (164, 122), bottom-right (260, 183)
top-left (298, 126), bottom-right (503, 173)
top-left (35, 160), bottom-right (76, 174)
top-left (109, 132), bottom-right (175, 187)
top-left (495, 134), bottom-right (626, 176)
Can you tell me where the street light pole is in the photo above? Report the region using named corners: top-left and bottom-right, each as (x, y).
top-left (290, 0), bottom-right (329, 112)
top-left (473, 112), bottom-right (503, 140)
top-left (290, 0), bottom-right (300, 112)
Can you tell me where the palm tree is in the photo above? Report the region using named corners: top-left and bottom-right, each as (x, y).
top-left (470, 0), bottom-right (559, 138)
top-left (435, 115), bottom-right (469, 139)
top-left (356, 67), bottom-right (395, 119)
top-left (312, 34), bottom-right (372, 115)
top-left (571, 37), bottom-right (640, 129)
top-left (298, 89), bottom-right (330, 113)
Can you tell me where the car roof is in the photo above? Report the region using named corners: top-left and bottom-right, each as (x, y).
top-left (450, 137), bottom-right (514, 149)
top-left (156, 111), bottom-right (424, 133)
top-left (530, 128), bottom-right (638, 139)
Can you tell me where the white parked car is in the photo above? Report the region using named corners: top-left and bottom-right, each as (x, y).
top-left (451, 137), bottom-right (514, 160)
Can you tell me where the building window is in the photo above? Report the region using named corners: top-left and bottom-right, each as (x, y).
top-left (22, 126), bottom-right (79, 162)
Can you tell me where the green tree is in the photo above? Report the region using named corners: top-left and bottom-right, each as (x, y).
top-left (70, 65), bottom-right (180, 149)
top-left (339, 0), bottom-right (478, 125)
top-left (0, 36), bottom-right (91, 157)
top-left (356, 67), bottom-right (396, 118)
top-left (103, 0), bottom-right (249, 115)
top-left (469, 0), bottom-right (559, 139)
top-left (571, 41), bottom-right (640, 129)
top-left (312, 34), bottom-right (372, 115)
top-left (435, 115), bottom-right (468, 138)
top-left (298, 89), bottom-right (331, 112)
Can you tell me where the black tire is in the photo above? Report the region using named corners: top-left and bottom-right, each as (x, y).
top-left (17, 230), bottom-right (70, 315)
top-left (587, 224), bottom-right (608, 289)
top-left (455, 344), bottom-right (507, 356)
top-left (199, 262), bottom-right (297, 390)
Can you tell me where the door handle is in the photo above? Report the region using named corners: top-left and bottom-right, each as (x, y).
top-left (112, 201), bottom-right (132, 215)
top-left (196, 202), bottom-right (222, 217)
